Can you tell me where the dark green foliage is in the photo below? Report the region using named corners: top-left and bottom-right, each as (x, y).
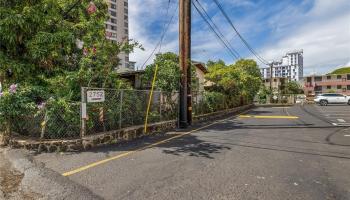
top-left (329, 67), bottom-right (350, 75)
top-left (143, 52), bottom-right (199, 93)
top-left (0, 0), bottom-right (142, 138)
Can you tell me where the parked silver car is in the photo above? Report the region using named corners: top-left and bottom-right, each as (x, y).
top-left (314, 93), bottom-right (350, 106)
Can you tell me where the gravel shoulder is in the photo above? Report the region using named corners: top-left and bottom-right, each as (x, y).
top-left (0, 148), bottom-right (102, 200)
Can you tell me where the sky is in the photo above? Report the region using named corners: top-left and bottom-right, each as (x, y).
top-left (128, 0), bottom-right (350, 75)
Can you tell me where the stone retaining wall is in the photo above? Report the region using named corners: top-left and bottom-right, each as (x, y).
top-left (8, 104), bottom-right (252, 153)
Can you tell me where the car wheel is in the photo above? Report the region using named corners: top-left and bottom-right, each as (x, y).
top-left (320, 100), bottom-right (328, 106)
top-left (348, 100), bottom-right (350, 105)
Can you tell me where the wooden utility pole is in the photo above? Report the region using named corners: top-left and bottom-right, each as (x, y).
top-left (179, 0), bottom-right (191, 128)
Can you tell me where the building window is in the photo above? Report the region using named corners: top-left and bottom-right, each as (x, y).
top-left (110, 11), bottom-right (116, 17)
top-left (124, 22), bottom-right (128, 27)
top-left (315, 86), bottom-right (322, 91)
top-left (111, 25), bottom-right (116, 30)
top-left (327, 85), bottom-right (331, 89)
top-left (274, 79), bottom-right (277, 82)
top-left (347, 74), bottom-right (350, 80)
top-left (337, 85), bottom-right (341, 89)
top-left (110, 3), bottom-right (116, 9)
top-left (314, 76), bottom-right (322, 82)
top-left (124, 15), bottom-right (128, 20)
top-left (347, 85), bottom-right (350, 90)
top-left (124, 29), bottom-right (128, 34)
top-left (337, 75), bottom-right (341, 79)
top-left (111, 18), bottom-right (116, 24)
top-left (124, 8), bottom-right (128, 14)
top-left (327, 76), bottom-right (331, 80)
top-left (124, 2), bottom-right (128, 6)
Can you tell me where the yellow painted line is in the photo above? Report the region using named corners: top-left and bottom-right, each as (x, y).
top-left (62, 109), bottom-right (252, 177)
top-left (238, 115), bottom-right (252, 118)
top-left (254, 115), bottom-right (298, 119)
top-left (239, 115), bottom-right (298, 119)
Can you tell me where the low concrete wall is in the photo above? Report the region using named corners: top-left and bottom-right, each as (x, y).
top-left (8, 104), bottom-right (252, 153)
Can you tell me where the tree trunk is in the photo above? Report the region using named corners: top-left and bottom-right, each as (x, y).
top-left (0, 121), bottom-right (11, 146)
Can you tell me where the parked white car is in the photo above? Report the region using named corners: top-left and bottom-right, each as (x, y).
top-left (314, 93), bottom-right (350, 106)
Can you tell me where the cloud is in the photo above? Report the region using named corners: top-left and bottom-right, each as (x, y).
top-left (128, 0), bottom-right (350, 75)
top-left (128, 0), bottom-right (179, 69)
top-left (259, 0), bottom-right (350, 75)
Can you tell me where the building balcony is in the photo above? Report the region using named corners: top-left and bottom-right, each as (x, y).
top-left (313, 80), bottom-right (350, 86)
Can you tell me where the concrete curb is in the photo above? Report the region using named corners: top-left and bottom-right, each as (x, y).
top-left (2, 148), bottom-right (102, 200)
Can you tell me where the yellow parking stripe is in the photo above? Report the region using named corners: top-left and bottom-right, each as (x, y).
top-left (62, 109), bottom-right (252, 177)
top-left (239, 115), bottom-right (298, 119)
top-left (254, 116), bottom-right (298, 119)
top-left (239, 115), bottom-right (251, 118)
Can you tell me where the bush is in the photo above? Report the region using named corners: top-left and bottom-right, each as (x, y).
top-left (44, 98), bottom-right (80, 139)
top-left (0, 84), bottom-right (37, 136)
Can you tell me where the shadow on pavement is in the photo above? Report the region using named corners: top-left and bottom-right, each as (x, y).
top-left (157, 134), bottom-right (231, 159)
top-left (60, 122), bottom-right (232, 160)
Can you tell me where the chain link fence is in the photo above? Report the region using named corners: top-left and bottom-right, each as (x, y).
top-left (192, 90), bottom-right (245, 116)
top-left (5, 88), bottom-right (249, 140)
top-left (10, 102), bottom-right (81, 139)
top-left (82, 87), bottom-right (179, 136)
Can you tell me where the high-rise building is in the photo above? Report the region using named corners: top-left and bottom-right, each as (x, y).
top-left (105, 0), bottom-right (132, 72)
top-left (260, 50), bottom-right (303, 82)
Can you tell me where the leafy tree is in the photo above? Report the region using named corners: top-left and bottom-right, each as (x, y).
top-left (257, 85), bottom-right (272, 103)
top-left (0, 0), bottom-right (142, 100)
top-left (143, 52), bottom-right (199, 93)
top-left (285, 81), bottom-right (303, 94)
top-left (0, 0), bottom-right (143, 139)
top-left (205, 59), bottom-right (262, 101)
top-left (329, 67), bottom-right (350, 75)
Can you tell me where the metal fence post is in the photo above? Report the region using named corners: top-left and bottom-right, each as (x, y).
top-left (40, 110), bottom-right (48, 139)
top-left (159, 91), bottom-right (162, 122)
top-left (119, 90), bottom-right (123, 129)
top-left (81, 87), bottom-right (87, 138)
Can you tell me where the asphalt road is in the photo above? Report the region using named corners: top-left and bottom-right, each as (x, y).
top-left (34, 104), bottom-right (350, 200)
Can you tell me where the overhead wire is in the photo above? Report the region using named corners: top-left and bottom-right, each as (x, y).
top-left (140, 0), bottom-right (177, 70)
top-left (212, 0), bottom-right (269, 65)
top-left (194, 0), bottom-right (241, 59)
top-left (192, 1), bottom-right (239, 60)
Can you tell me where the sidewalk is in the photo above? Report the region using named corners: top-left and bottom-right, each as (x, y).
top-left (0, 148), bottom-right (102, 200)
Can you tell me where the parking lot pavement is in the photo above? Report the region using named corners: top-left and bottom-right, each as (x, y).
top-left (33, 105), bottom-right (350, 200)
top-left (309, 104), bottom-right (350, 126)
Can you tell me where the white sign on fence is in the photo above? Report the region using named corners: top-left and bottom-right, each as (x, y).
top-left (87, 90), bottom-right (105, 103)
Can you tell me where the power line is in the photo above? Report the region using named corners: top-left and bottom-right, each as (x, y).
top-left (140, 0), bottom-right (177, 69)
top-left (195, 0), bottom-right (241, 59)
top-left (212, 0), bottom-right (269, 65)
top-left (159, 0), bottom-right (172, 52)
top-left (192, 1), bottom-right (239, 60)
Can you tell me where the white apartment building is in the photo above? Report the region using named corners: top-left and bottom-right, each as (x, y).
top-left (260, 50), bottom-right (303, 82)
top-left (105, 0), bottom-right (133, 72)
